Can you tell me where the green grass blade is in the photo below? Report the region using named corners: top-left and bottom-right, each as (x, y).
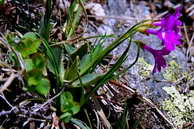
top-left (114, 41), bottom-right (140, 78)
top-left (82, 39), bottom-right (132, 105)
top-left (79, 40), bottom-right (104, 75)
top-left (39, 0), bottom-right (52, 41)
top-left (70, 118), bottom-right (91, 129)
top-left (101, 20), bottom-right (150, 59)
top-left (65, 0), bottom-right (86, 39)
top-left (79, 21), bottom-right (145, 76)
top-left (42, 39), bottom-right (61, 86)
top-left (116, 102), bottom-right (128, 129)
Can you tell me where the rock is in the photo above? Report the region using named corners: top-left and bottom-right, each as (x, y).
top-left (85, 2), bottom-right (106, 22)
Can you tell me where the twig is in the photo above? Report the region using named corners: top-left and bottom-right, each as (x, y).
top-left (0, 60), bottom-right (11, 68)
top-left (23, 117), bottom-right (47, 127)
top-left (0, 36), bottom-right (25, 71)
top-left (139, 96), bottom-right (176, 128)
top-left (173, 71), bottom-right (194, 86)
top-left (187, 33), bottom-right (194, 57)
top-left (186, 4), bottom-right (194, 13)
top-left (188, 10), bottom-right (194, 16)
top-left (155, 4), bottom-right (181, 19)
top-left (0, 72), bottom-right (17, 93)
top-left (33, 88), bottom-right (64, 112)
top-left (0, 94), bottom-right (13, 108)
top-left (186, 4), bottom-right (194, 16)
top-left (0, 106), bottom-right (18, 116)
top-left (155, 11), bottom-right (168, 19)
top-left (0, 72), bottom-right (19, 117)
top-left (50, 34), bottom-right (114, 46)
top-left (110, 80), bottom-right (176, 128)
top-left (183, 23), bottom-right (191, 57)
top-left (186, 76), bottom-right (194, 87)
top-left (87, 15), bottom-right (137, 21)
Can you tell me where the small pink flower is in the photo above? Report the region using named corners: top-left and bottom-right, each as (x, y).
top-left (146, 7), bottom-right (182, 51)
top-left (142, 45), bottom-right (170, 73)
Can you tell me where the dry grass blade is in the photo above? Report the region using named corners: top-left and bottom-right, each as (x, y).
top-left (93, 109), bottom-right (100, 129)
top-left (93, 98), bottom-right (112, 129)
top-left (0, 72), bottom-right (17, 93)
top-left (0, 60), bottom-right (10, 68)
top-left (183, 23), bottom-right (190, 56)
top-left (0, 36), bottom-right (25, 71)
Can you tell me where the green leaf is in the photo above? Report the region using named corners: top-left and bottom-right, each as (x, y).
top-left (71, 43), bottom-right (89, 59)
top-left (60, 91), bottom-right (80, 122)
top-left (26, 70), bottom-right (42, 86)
top-left (25, 70), bottom-right (50, 96)
top-left (42, 40), bottom-right (61, 86)
top-left (65, 0), bottom-right (82, 39)
top-left (47, 47), bottom-right (62, 74)
top-left (64, 44), bottom-right (76, 54)
top-left (60, 112), bottom-right (72, 123)
top-left (6, 32), bottom-right (41, 58)
top-left (23, 32), bottom-right (38, 40)
top-left (60, 92), bottom-right (80, 113)
top-left (59, 50), bottom-right (65, 84)
top-left (78, 22), bottom-right (144, 77)
top-left (79, 43), bottom-right (104, 75)
top-left (71, 73), bottom-right (104, 88)
top-left (6, 33), bottom-right (19, 45)
top-left (39, 0), bottom-right (52, 41)
top-left (35, 78), bottom-right (50, 96)
top-left (116, 102), bottom-right (128, 129)
top-left (24, 59), bottom-right (34, 72)
top-left (64, 57), bottom-right (79, 81)
top-left (0, 0), bottom-right (4, 5)
top-left (65, 43), bottom-right (89, 60)
top-left (24, 53), bottom-right (45, 71)
top-left (18, 39), bottom-right (40, 57)
top-left (15, 34), bottom-right (41, 58)
top-left (83, 41), bottom-right (131, 105)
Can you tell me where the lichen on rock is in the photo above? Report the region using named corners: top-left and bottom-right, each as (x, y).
top-left (162, 86), bottom-right (194, 128)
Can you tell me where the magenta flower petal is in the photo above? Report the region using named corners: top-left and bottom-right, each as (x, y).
top-left (157, 31), bottom-right (181, 51)
top-left (143, 45), bottom-right (170, 73)
top-left (153, 21), bottom-right (162, 26)
top-left (146, 7), bottom-right (182, 51)
top-left (174, 7), bottom-right (182, 17)
top-left (160, 7), bottom-right (182, 32)
top-left (146, 29), bottom-right (158, 35)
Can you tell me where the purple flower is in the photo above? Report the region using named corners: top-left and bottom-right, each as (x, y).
top-left (146, 7), bottom-right (182, 51)
top-left (142, 45), bottom-right (170, 73)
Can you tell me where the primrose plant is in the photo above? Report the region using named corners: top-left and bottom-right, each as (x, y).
top-left (4, 0), bottom-right (182, 126)
top-left (141, 7), bottom-right (182, 73)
